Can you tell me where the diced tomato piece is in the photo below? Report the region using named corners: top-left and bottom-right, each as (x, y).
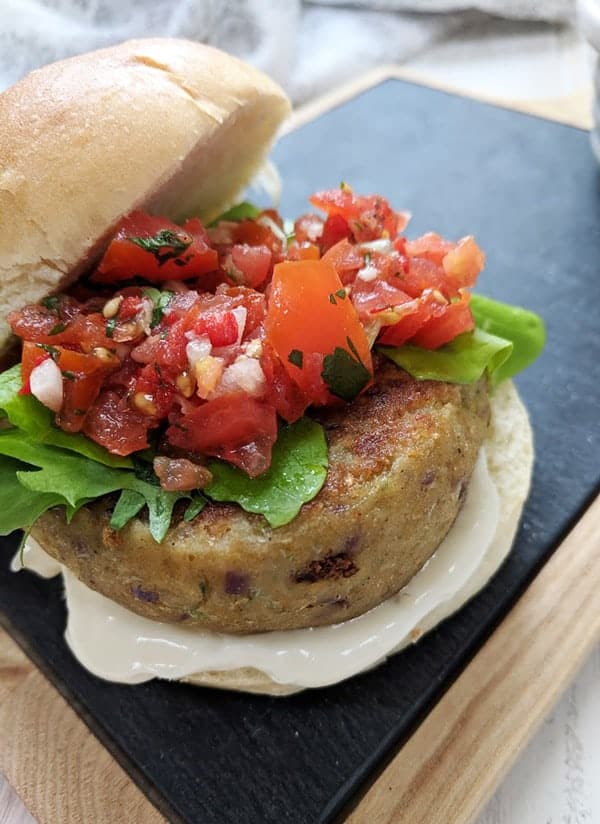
top-left (405, 233), bottom-right (455, 266)
top-left (442, 236), bottom-right (485, 288)
top-left (392, 256), bottom-right (452, 300)
top-left (294, 214), bottom-right (324, 244)
top-left (37, 347), bottom-right (121, 432)
top-left (58, 370), bottom-right (108, 432)
top-left (183, 287), bottom-right (266, 340)
top-left (167, 393), bottom-right (278, 477)
top-left (409, 290), bottom-right (474, 349)
top-left (351, 280), bottom-right (413, 321)
top-left (83, 390), bottom-right (152, 455)
top-left (320, 214), bottom-right (351, 251)
top-left (310, 189), bottom-right (400, 242)
top-left (93, 212), bottom-right (218, 284)
top-left (118, 296), bottom-right (144, 320)
top-left (230, 244), bottom-right (272, 288)
top-left (377, 291), bottom-right (447, 346)
top-left (132, 363), bottom-right (177, 418)
top-left (186, 310), bottom-right (239, 347)
top-left (321, 239), bottom-right (363, 283)
top-left (234, 219), bottom-right (283, 256)
top-left (219, 287), bottom-right (266, 335)
top-left (260, 343), bottom-right (309, 423)
top-left (130, 318), bottom-right (189, 372)
top-left (266, 259), bottom-right (372, 405)
top-left (287, 241), bottom-right (321, 261)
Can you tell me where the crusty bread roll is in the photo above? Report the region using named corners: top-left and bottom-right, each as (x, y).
top-left (0, 38), bottom-right (291, 355)
top-left (183, 379), bottom-right (533, 694)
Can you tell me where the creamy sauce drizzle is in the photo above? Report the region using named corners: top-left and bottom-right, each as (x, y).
top-left (12, 447), bottom-right (521, 690)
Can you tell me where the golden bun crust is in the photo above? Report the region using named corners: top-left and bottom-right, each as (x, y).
top-left (184, 379), bottom-right (533, 694)
top-left (0, 38), bottom-right (290, 354)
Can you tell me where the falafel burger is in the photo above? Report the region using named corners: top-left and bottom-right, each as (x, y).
top-left (0, 39), bottom-right (545, 694)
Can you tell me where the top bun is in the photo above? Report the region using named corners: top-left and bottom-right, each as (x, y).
top-left (0, 38), bottom-right (291, 355)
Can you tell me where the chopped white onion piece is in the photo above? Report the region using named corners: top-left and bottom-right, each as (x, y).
top-left (219, 356), bottom-right (266, 397)
top-left (364, 319), bottom-right (383, 349)
top-left (30, 358), bottom-right (63, 413)
top-left (244, 338), bottom-right (263, 359)
top-left (358, 239), bottom-right (393, 254)
top-left (139, 299), bottom-right (154, 335)
top-left (231, 306), bottom-right (247, 345)
top-left (186, 336), bottom-right (212, 368)
top-left (257, 214), bottom-right (287, 244)
top-left (357, 264), bottom-right (379, 282)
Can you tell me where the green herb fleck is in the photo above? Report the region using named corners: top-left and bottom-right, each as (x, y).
top-left (62, 371), bottom-right (76, 381)
top-left (143, 287), bottom-right (174, 327)
top-left (41, 296), bottom-right (60, 313)
top-left (329, 293), bottom-right (337, 305)
top-left (36, 343), bottom-right (60, 360)
top-left (321, 337), bottom-right (371, 402)
top-left (335, 288), bottom-right (346, 299)
top-left (128, 229), bottom-right (192, 267)
top-left (288, 349), bottom-right (303, 369)
top-left (105, 318), bottom-right (117, 338)
top-left (48, 322), bottom-right (66, 336)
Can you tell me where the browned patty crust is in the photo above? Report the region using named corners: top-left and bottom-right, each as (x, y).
top-left (32, 362), bottom-right (490, 633)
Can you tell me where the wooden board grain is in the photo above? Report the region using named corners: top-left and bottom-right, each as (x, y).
top-left (347, 492), bottom-right (600, 824)
top-left (0, 632), bottom-right (164, 824)
top-left (0, 68), bottom-right (596, 823)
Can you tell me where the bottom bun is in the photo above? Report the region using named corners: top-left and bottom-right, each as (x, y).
top-left (183, 379), bottom-right (533, 694)
top-left (18, 380), bottom-right (532, 695)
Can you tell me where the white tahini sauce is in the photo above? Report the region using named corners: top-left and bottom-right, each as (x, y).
top-left (11, 445), bottom-right (521, 691)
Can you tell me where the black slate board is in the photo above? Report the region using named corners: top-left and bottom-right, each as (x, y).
top-left (1, 78), bottom-right (599, 824)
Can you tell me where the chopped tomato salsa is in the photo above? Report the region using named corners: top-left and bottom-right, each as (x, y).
top-left (8, 186), bottom-right (485, 483)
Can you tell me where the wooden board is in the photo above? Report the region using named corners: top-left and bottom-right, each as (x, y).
top-left (0, 67), bottom-right (598, 823)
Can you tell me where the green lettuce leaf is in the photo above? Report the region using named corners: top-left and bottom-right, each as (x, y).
top-left (0, 457), bottom-right (63, 534)
top-left (205, 417), bottom-right (328, 527)
top-left (469, 294), bottom-right (546, 385)
top-left (0, 429), bottom-right (189, 542)
top-left (209, 201), bottom-right (261, 225)
top-left (0, 365), bottom-right (131, 468)
top-left (379, 328), bottom-right (512, 385)
top-left (379, 294), bottom-right (544, 387)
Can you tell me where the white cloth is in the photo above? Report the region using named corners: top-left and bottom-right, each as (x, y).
top-left (0, 0), bottom-right (575, 103)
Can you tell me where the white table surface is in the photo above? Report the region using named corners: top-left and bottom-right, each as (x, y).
top-left (1, 16), bottom-right (598, 824)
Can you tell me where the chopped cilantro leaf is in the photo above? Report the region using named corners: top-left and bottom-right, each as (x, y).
top-left (288, 349), bottom-right (303, 369)
top-left (128, 229), bottom-right (192, 267)
top-left (321, 338), bottom-right (371, 402)
top-left (48, 322), bottom-right (66, 336)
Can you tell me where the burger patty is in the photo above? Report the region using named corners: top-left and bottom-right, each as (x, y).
top-left (32, 362), bottom-right (490, 633)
